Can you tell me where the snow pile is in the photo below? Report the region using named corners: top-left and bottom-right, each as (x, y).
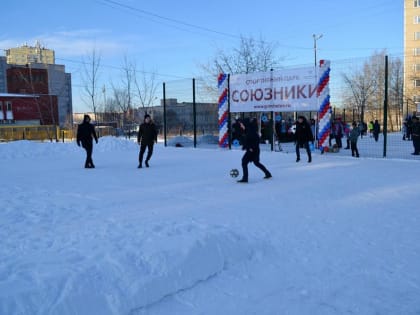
top-left (0, 140), bottom-right (78, 159)
top-left (0, 136), bottom-right (139, 160)
top-left (95, 136), bottom-right (138, 153)
top-left (0, 219), bottom-right (261, 315)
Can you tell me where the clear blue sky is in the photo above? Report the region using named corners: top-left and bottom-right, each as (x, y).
top-left (0, 0), bottom-right (402, 112)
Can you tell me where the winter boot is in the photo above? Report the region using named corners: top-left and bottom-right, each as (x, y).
top-left (264, 173), bottom-right (272, 179)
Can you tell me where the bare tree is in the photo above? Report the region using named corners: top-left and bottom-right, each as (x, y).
top-left (199, 35), bottom-right (282, 101)
top-left (123, 56), bottom-right (134, 110)
top-left (366, 51), bottom-right (386, 120)
top-left (201, 36), bottom-right (281, 97)
top-left (200, 35), bottom-right (283, 129)
top-left (389, 57), bottom-right (404, 130)
top-left (81, 48), bottom-right (101, 122)
top-left (101, 87), bottom-right (120, 126)
top-left (342, 58), bottom-right (378, 124)
top-left (203, 35), bottom-right (281, 76)
top-left (134, 64), bottom-right (159, 110)
top-left (111, 85), bottom-right (131, 126)
top-left (342, 52), bottom-right (404, 131)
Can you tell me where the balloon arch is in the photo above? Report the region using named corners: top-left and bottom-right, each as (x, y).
top-left (218, 60), bottom-right (331, 151)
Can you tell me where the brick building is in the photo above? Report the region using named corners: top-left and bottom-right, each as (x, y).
top-left (1, 42), bottom-right (72, 126)
top-left (7, 67), bottom-right (49, 94)
top-left (0, 93), bottom-right (58, 125)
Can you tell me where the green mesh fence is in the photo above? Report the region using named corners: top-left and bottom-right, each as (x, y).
top-left (162, 55), bottom-right (419, 160)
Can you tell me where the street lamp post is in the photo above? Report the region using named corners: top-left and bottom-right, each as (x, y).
top-left (313, 34), bottom-right (323, 68)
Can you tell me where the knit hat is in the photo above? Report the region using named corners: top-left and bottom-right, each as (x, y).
top-left (144, 114), bottom-right (151, 120)
top-left (84, 114), bottom-right (91, 121)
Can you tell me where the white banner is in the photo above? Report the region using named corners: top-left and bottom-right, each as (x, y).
top-left (229, 67), bottom-right (318, 113)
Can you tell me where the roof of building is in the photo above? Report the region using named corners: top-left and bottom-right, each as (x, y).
top-left (0, 93), bottom-right (39, 98)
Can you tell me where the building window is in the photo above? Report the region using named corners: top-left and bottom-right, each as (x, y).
top-left (415, 64), bottom-right (420, 72)
top-left (416, 0), bottom-right (420, 8)
top-left (415, 32), bottom-right (420, 40)
top-left (415, 79), bottom-right (420, 87)
top-left (6, 101), bottom-right (12, 111)
top-left (414, 48), bottom-right (420, 56)
top-left (413, 95), bottom-right (420, 102)
top-left (415, 16), bottom-right (420, 24)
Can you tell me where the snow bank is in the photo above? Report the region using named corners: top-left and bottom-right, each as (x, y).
top-left (0, 220), bottom-right (263, 315)
top-left (0, 140), bottom-right (78, 159)
top-left (0, 136), bottom-right (138, 160)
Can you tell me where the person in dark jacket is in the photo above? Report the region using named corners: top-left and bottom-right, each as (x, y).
top-left (407, 116), bottom-right (413, 140)
top-left (411, 116), bottom-right (420, 155)
top-left (237, 118), bottom-right (272, 183)
top-left (231, 118), bottom-right (243, 145)
top-left (137, 114), bottom-right (158, 168)
top-left (77, 114), bottom-right (98, 168)
top-left (373, 119), bottom-right (380, 142)
top-left (349, 121), bottom-right (360, 158)
top-left (295, 116), bottom-right (313, 163)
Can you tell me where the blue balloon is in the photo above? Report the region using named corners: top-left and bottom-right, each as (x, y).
top-left (233, 139), bottom-right (240, 146)
top-left (261, 115), bottom-right (268, 122)
top-left (275, 114), bottom-right (282, 121)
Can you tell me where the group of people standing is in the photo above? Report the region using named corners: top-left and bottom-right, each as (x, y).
top-left (400, 115), bottom-right (420, 155)
top-left (367, 120), bottom-right (381, 142)
top-left (76, 113), bottom-right (420, 182)
top-left (329, 118), bottom-right (377, 151)
top-left (326, 116), bottom-right (420, 156)
top-left (333, 119), bottom-right (361, 157)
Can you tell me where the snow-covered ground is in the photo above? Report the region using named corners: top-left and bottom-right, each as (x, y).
top-left (1, 136), bottom-right (419, 315)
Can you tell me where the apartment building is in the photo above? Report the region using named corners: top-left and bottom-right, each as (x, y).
top-left (404, 0), bottom-right (420, 116)
top-left (0, 57), bottom-right (7, 93)
top-left (2, 42), bottom-right (72, 126)
top-left (5, 41), bottom-right (55, 65)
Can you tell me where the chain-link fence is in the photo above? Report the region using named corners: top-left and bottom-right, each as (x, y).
top-left (1, 54), bottom-right (418, 161)
top-left (0, 125), bottom-right (118, 142)
top-left (161, 76), bottom-right (219, 147)
top-left (161, 54), bottom-right (419, 160)
top-left (323, 53), bottom-right (418, 160)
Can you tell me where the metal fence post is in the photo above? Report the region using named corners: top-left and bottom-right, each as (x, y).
top-left (193, 78), bottom-right (197, 148)
top-left (383, 55), bottom-right (388, 158)
top-left (163, 82), bottom-right (167, 147)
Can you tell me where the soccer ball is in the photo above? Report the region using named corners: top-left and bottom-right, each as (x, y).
top-left (230, 169), bottom-right (239, 178)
